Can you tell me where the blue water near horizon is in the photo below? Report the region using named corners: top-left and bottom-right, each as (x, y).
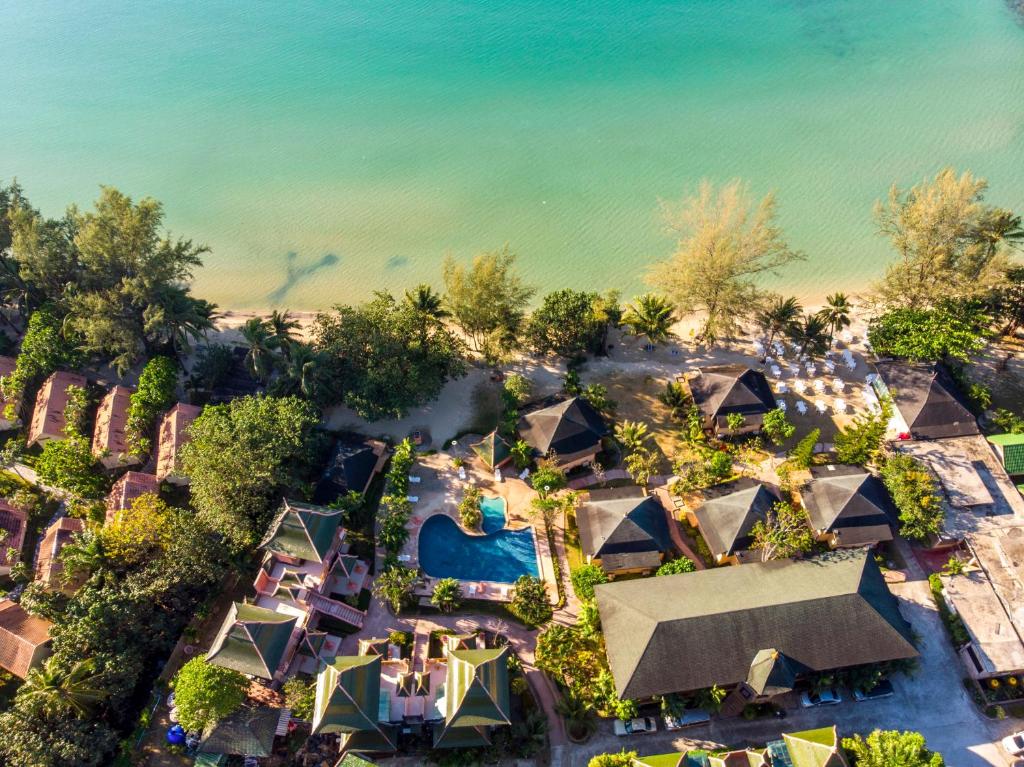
top-left (418, 498), bottom-right (540, 583)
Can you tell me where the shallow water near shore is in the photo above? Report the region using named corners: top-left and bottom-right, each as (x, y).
top-left (2, 1), bottom-right (1023, 309)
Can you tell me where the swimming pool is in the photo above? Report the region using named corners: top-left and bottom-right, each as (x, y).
top-left (418, 497), bottom-right (540, 584)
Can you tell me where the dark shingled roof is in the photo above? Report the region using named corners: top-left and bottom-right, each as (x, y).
top-left (873, 361), bottom-right (979, 439)
top-left (596, 549), bottom-right (917, 699)
top-left (517, 397), bottom-right (607, 457)
top-left (688, 366), bottom-right (775, 425)
top-left (693, 479), bottom-right (779, 558)
top-left (314, 439), bottom-right (382, 504)
top-left (577, 488), bottom-right (674, 562)
top-left (745, 649), bottom-right (804, 696)
top-left (801, 465), bottom-right (896, 545)
top-left (198, 705), bottom-right (281, 757)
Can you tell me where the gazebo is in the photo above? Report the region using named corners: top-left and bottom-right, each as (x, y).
top-left (470, 430), bottom-right (512, 470)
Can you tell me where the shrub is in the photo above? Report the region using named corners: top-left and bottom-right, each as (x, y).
top-left (841, 729), bottom-right (945, 767)
top-left (834, 407), bottom-right (888, 466)
top-left (431, 578), bottom-right (463, 613)
top-left (929, 574), bottom-right (969, 647)
top-left (373, 564), bottom-right (419, 614)
top-left (656, 557), bottom-right (696, 576)
top-left (882, 455), bottom-right (944, 542)
top-left (171, 658), bottom-right (247, 733)
top-left (504, 373), bottom-right (532, 406)
top-left (588, 751), bottom-right (637, 767)
top-left (458, 486), bottom-right (482, 530)
top-left (508, 575), bottom-right (552, 627)
top-left (125, 356), bottom-right (178, 457)
top-left (762, 407), bottom-right (796, 444)
top-left (532, 463), bottom-right (567, 498)
top-left (726, 412), bottom-right (745, 431)
top-left (789, 428), bottom-right (820, 469)
top-left (282, 677), bottom-right (316, 721)
top-left (570, 564), bottom-right (608, 602)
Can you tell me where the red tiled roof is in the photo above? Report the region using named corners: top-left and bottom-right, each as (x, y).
top-left (105, 471), bottom-right (160, 523)
top-left (27, 371), bottom-right (87, 445)
top-left (0, 599), bottom-right (51, 678)
top-left (155, 403), bottom-right (201, 480)
top-left (35, 517), bottom-right (86, 587)
top-left (92, 385), bottom-right (134, 460)
top-left (0, 500), bottom-right (28, 568)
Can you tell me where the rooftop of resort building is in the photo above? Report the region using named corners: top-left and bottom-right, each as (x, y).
top-left (313, 654), bottom-right (396, 743)
top-left (313, 437), bottom-right (388, 503)
top-left (517, 396), bottom-right (607, 458)
top-left (34, 516), bottom-right (86, 589)
top-left (260, 499), bottom-right (344, 564)
top-left (0, 599), bottom-right (51, 679)
top-left (596, 549), bottom-right (916, 699)
top-left (197, 704), bottom-right (283, 757)
top-left (0, 499), bottom-right (27, 569)
top-left (942, 569), bottom-right (1024, 678)
top-left (27, 370), bottom-right (87, 445)
top-left (105, 471), bottom-right (160, 522)
top-left (577, 487), bottom-right (674, 566)
top-left (633, 726), bottom-right (845, 767)
top-left (686, 365), bottom-right (775, 432)
top-left (693, 478), bottom-right (778, 560)
top-left (206, 602), bottom-right (298, 680)
top-left (91, 384), bottom-right (134, 462)
top-left (155, 402), bottom-right (201, 481)
top-left (470, 430), bottom-right (512, 471)
top-left (799, 465), bottom-right (896, 546)
top-left (873, 361), bottom-right (979, 440)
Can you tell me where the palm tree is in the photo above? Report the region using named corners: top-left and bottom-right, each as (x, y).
top-left (614, 420), bottom-right (650, 453)
top-left (972, 208), bottom-right (1024, 258)
top-left (754, 295), bottom-right (801, 361)
top-left (555, 692), bottom-right (595, 740)
top-left (622, 294), bottom-right (676, 346)
top-left (404, 284), bottom-right (448, 319)
top-left (268, 309), bottom-right (300, 358)
top-left (272, 342), bottom-right (327, 403)
top-left (790, 312), bottom-right (830, 359)
top-left (240, 317), bottom-right (280, 383)
top-left (146, 287), bottom-right (219, 360)
top-left (58, 531), bottom-right (103, 585)
top-left (20, 657), bottom-right (108, 718)
top-left (817, 293), bottom-right (852, 348)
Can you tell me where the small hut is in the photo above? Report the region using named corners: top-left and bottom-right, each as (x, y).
top-left (470, 430), bottom-right (512, 470)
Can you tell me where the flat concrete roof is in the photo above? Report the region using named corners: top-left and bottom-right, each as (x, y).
top-left (943, 569), bottom-right (1024, 675)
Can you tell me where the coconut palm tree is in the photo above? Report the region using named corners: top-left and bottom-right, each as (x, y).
top-left (145, 287), bottom-right (219, 360)
top-left (754, 295), bottom-right (802, 361)
top-left (271, 342), bottom-right (328, 404)
top-left (790, 312), bottom-right (830, 359)
top-left (268, 309), bottom-right (300, 358)
top-left (972, 208), bottom-right (1024, 258)
top-left (20, 657), bottom-right (108, 718)
top-left (622, 294), bottom-right (677, 346)
top-left (404, 284), bottom-right (448, 319)
top-left (555, 692), bottom-right (595, 740)
top-left (817, 293), bottom-right (852, 348)
top-left (614, 420), bottom-right (650, 453)
top-left (58, 531), bottom-right (103, 585)
top-left (240, 317), bottom-right (280, 383)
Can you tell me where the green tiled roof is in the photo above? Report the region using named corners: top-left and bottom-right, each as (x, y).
top-left (443, 647), bottom-right (511, 728)
top-left (782, 727), bottom-right (845, 767)
top-left (198, 705), bottom-right (281, 757)
top-left (470, 430), bottom-right (511, 470)
top-left (432, 724), bottom-right (492, 748)
top-left (193, 754), bottom-right (226, 767)
top-left (989, 434), bottom-right (1024, 475)
top-left (633, 754), bottom-right (686, 767)
top-left (313, 655), bottom-right (390, 740)
top-left (206, 603), bottom-right (297, 680)
top-left (261, 499), bottom-right (343, 563)
top-left (339, 727), bottom-right (397, 754)
top-left (338, 755), bottom-right (379, 767)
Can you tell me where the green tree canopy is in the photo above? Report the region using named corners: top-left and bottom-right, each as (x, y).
top-left (311, 291), bottom-right (466, 420)
top-left (0, 306), bottom-right (81, 420)
top-left (881, 455), bottom-right (944, 542)
top-left (570, 564), bottom-right (609, 602)
top-left (526, 289), bottom-right (602, 357)
top-left (842, 729), bottom-right (945, 767)
top-left (125, 356), bottom-right (178, 456)
top-left (750, 501), bottom-right (813, 561)
top-left (171, 658), bottom-right (248, 733)
top-left (443, 246), bottom-right (535, 351)
top-left (373, 564), bottom-right (419, 614)
top-left (181, 395), bottom-right (321, 549)
top-left (508, 575), bottom-right (552, 627)
top-left (656, 557), bottom-right (696, 576)
top-left (867, 301), bottom-right (991, 362)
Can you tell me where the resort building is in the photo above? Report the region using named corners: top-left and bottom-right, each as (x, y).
top-left (595, 549), bottom-right (916, 702)
top-left (34, 516), bottom-right (86, 591)
top-left (155, 402), bottom-right (202, 484)
top-left (470, 430), bottom-right (512, 472)
top-left (634, 726), bottom-right (847, 767)
top-left (688, 478), bottom-right (778, 565)
top-left (105, 471), bottom-right (160, 523)
top-left (313, 437), bottom-right (389, 504)
top-left (0, 499), bottom-right (27, 576)
top-left (92, 384), bottom-right (139, 469)
top-left (684, 365), bottom-right (775, 437)
top-left (0, 599), bottom-right (51, 678)
top-left (0, 355), bottom-right (20, 429)
top-left (577, 487), bottom-right (674, 576)
top-left (27, 370), bottom-right (87, 446)
top-left (195, 705), bottom-right (286, 761)
top-left (798, 465), bottom-right (896, 549)
top-left (207, 601), bottom-right (300, 681)
top-left (312, 645), bottom-right (511, 755)
top-left (872, 361), bottom-right (979, 441)
top-left (517, 396), bottom-right (607, 469)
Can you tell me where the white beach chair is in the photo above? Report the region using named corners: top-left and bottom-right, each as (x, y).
top-left (466, 583), bottom-right (478, 597)
top-left (805, 362), bottom-right (817, 375)
top-left (407, 495), bottom-right (419, 503)
top-left (824, 360), bottom-right (836, 374)
top-left (776, 399), bottom-right (787, 412)
top-left (796, 401), bottom-right (808, 416)
top-left (409, 475), bottom-right (421, 484)
top-left (776, 382), bottom-right (788, 394)
top-left (833, 378), bottom-right (846, 392)
top-left (458, 467), bottom-right (467, 481)
top-left (815, 399), bottom-right (828, 414)
top-left (397, 553), bottom-right (412, 562)
top-left (519, 468), bottom-right (530, 480)
top-left (814, 379), bottom-right (826, 393)
top-left (794, 379), bottom-right (807, 394)
top-left (770, 365), bottom-right (782, 377)
top-left (494, 467), bottom-right (503, 482)
top-left (788, 364), bottom-right (800, 377)
top-left (834, 398), bottom-right (847, 414)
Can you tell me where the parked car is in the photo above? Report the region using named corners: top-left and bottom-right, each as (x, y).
top-left (852, 678), bottom-right (895, 702)
top-left (613, 716), bottom-right (658, 736)
top-left (799, 688), bottom-right (842, 708)
top-left (663, 709), bottom-right (711, 730)
top-left (1003, 731), bottom-right (1024, 756)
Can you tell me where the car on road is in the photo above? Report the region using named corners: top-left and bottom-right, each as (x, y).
top-left (1003, 731), bottom-right (1024, 756)
top-left (663, 709), bottom-right (711, 730)
top-left (613, 716), bottom-right (658, 736)
top-left (852, 678), bottom-right (895, 702)
top-left (799, 688), bottom-right (842, 708)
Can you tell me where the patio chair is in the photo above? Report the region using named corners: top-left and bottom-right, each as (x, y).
top-left (776, 399), bottom-right (787, 412)
top-left (770, 365), bottom-right (782, 377)
top-left (833, 378), bottom-right (846, 391)
top-left (815, 399), bottom-right (828, 414)
top-left (777, 382), bottom-right (788, 394)
top-left (813, 379), bottom-right (826, 393)
top-left (796, 401), bottom-right (808, 415)
top-left (409, 475), bottom-right (422, 484)
top-left (834, 398), bottom-right (847, 413)
top-left (458, 467), bottom-right (467, 480)
top-left (407, 495), bottom-right (419, 503)
top-left (494, 468), bottom-right (503, 482)
top-left (788, 364), bottom-right (800, 377)
top-left (824, 360), bottom-right (836, 374)
top-left (794, 379), bottom-right (807, 394)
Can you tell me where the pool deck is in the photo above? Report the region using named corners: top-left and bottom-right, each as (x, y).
top-left (397, 443), bottom-right (558, 604)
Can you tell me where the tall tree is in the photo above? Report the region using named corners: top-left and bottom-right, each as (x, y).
top-left (750, 501), bottom-right (813, 561)
top-left (19, 658), bottom-right (108, 719)
top-left (442, 246), bottom-right (534, 351)
top-left (240, 316), bottom-right (280, 383)
top-left (790, 312), bottom-right (830, 358)
top-left (817, 292), bottom-right (852, 347)
top-left (267, 309), bottom-right (300, 354)
top-left (754, 295), bottom-right (802, 360)
top-left (874, 168), bottom-right (1017, 308)
top-left (842, 729), bottom-right (945, 767)
top-left (526, 289), bottom-right (600, 358)
top-left (621, 293), bottom-right (677, 346)
top-left (651, 180), bottom-right (803, 344)
top-left (866, 301), bottom-right (990, 363)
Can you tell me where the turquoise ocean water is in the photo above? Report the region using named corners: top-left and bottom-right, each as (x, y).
top-left (2, 1), bottom-right (1023, 309)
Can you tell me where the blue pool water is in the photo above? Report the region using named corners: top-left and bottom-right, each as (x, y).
top-left (480, 496), bottom-right (507, 535)
top-left (418, 499), bottom-right (540, 584)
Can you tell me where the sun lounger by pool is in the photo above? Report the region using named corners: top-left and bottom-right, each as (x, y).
top-left (815, 399), bottom-right (828, 414)
top-left (467, 583), bottom-right (478, 596)
top-left (409, 475), bottom-right (421, 483)
top-left (398, 554), bottom-right (412, 562)
top-left (776, 399), bottom-right (787, 412)
top-left (407, 495), bottom-right (419, 503)
top-left (796, 401), bottom-right (808, 415)
top-left (458, 467), bottom-right (467, 480)
top-left (494, 468), bottom-right (503, 482)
